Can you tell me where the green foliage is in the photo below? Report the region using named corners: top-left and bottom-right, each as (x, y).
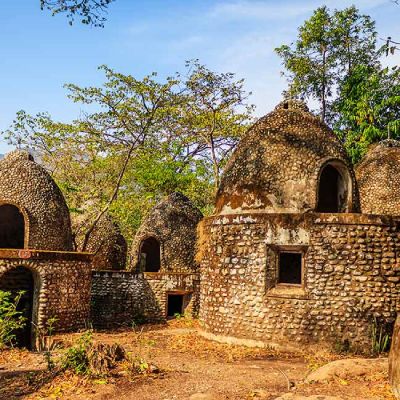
top-left (3, 61), bottom-right (253, 246)
top-left (371, 317), bottom-right (391, 355)
top-left (40, 0), bottom-right (115, 27)
top-left (276, 5), bottom-right (400, 162)
top-left (275, 6), bottom-right (378, 122)
top-left (0, 290), bottom-right (26, 349)
top-left (125, 352), bottom-right (158, 376)
top-left (334, 64), bottom-right (400, 163)
top-left (61, 330), bottom-right (93, 375)
top-left (36, 316), bottom-right (59, 371)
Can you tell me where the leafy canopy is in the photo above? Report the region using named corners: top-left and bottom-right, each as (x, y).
top-left (3, 61), bottom-right (254, 246)
top-left (276, 5), bottom-right (400, 163)
top-left (275, 6), bottom-right (378, 122)
top-left (40, 0), bottom-right (115, 27)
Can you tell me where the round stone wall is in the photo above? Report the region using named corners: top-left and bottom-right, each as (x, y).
top-left (199, 213), bottom-right (400, 348)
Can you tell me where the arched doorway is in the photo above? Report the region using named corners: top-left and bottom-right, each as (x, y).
top-left (0, 267), bottom-right (34, 348)
top-left (140, 237), bottom-right (161, 272)
top-left (0, 204), bottom-right (25, 248)
top-left (316, 163), bottom-right (350, 213)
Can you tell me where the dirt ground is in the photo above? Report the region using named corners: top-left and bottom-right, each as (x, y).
top-left (0, 320), bottom-right (395, 400)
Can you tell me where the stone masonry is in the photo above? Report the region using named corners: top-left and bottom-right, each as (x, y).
top-left (91, 270), bottom-right (199, 328)
top-left (198, 100), bottom-right (400, 350)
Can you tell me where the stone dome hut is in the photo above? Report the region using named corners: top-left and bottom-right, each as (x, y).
top-left (131, 192), bottom-right (203, 273)
top-left (0, 150), bottom-right (73, 250)
top-left (0, 150), bottom-right (92, 349)
top-left (199, 101), bottom-right (400, 349)
top-left (356, 139), bottom-right (400, 215)
top-left (216, 100), bottom-right (359, 215)
top-left (83, 213), bottom-right (127, 270)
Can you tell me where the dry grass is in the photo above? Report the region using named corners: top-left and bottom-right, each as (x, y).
top-left (0, 324), bottom-right (396, 400)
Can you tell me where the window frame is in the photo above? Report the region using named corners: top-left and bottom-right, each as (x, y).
top-left (275, 246), bottom-right (307, 288)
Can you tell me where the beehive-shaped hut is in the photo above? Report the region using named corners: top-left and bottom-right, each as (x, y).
top-left (216, 100), bottom-right (359, 214)
top-left (356, 139), bottom-right (400, 215)
top-left (83, 213), bottom-right (127, 270)
top-left (0, 150), bottom-right (73, 251)
top-left (0, 150), bottom-right (92, 348)
top-left (131, 192), bottom-right (203, 273)
top-left (199, 101), bottom-right (400, 350)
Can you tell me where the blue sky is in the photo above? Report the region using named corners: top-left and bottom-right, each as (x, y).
top-left (0, 0), bottom-right (399, 153)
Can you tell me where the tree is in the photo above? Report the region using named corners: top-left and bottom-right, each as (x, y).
top-left (40, 0), bottom-right (115, 27)
top-left (3, 62), bottom-right (253, 246)
top-left (179, 60), bottom-right (254, 190)
top-left (276, 6), bottom-right (400, 163)
top-left (275, 6), bottom-right (378, 122)
top-left (334, 64), bottom-right (400, 163)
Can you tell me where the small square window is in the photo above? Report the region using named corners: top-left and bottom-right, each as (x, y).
top-left (278, 252), bottom-right (302, 285)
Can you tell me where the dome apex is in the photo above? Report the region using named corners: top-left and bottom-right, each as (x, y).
top-left (275, 99), bottom-right (309, 113)
top-left (4, 149), bottom-right (34, 163)
top-left (215, 102), bottom-right (358, 214)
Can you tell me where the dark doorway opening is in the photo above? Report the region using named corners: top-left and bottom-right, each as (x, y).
top-left (278, 252), bottom-right (302, 285)
top-left (0, 204), bottom-right (25, 248)
top-left (167, 294), bottom-right (184, 317)
top-left (0, 266), bottom-right (34, 348)
top-left (140, 237), bottom-right (161, 272)
top-left (316, 165), bottom-right (345, 213)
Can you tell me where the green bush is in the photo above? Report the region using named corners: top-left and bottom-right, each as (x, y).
top-left (61, 330), bottom-right (93, 375)
top-left (371, 317), bottom-right (391, 355)
top-left (0, 290), bottom-right (27, 348)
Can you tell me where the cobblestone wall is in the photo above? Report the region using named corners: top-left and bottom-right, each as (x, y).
top-left (130, 192), bottom-right (203, 273)
top-left (0, 150), bottom-right (73, 251)
top-left (91, 271), bottom-right (200, 328)
top-left (356, 139), bottom-right (400, 215)
top-left (0, 249), bottom-right (92, 335)
top-left (199, 213), bottom-right (400, 348)
top-left (216, 100), bottom-right (359, 215)
top-left (78, 213), bottom-right (127, 270)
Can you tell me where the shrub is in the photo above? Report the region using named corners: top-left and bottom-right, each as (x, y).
top-left (61, 330), bottom-right (93, 375)
top-left (0, 290), bottom-right (26, 348)
top-left (371, 316), bottom-right (392, 355)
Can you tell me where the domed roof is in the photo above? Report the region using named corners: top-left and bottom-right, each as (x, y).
top-left (216, 100), bottom-right (358, 214)
top-left (79, 213), bottom-right (127, 270)
top-left (130, 192), bottom-right (203, 272)
top-left (0, 150), bottom-right (73, 250)
top-left (356, 139), bottom-right (400, 215)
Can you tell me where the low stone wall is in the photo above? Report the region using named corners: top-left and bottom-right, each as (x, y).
top-left (91, 271), bottom-right (200, 328)
top-left (199, 212), bottom-right (400, 349)
top-left (0, 249), bottom-right (93, 334)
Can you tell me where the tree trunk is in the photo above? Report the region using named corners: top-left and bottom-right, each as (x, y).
top-left (389, 315), bottom-right (400, 399)
top-left (321, 49), bottom-right (327, 122)
top-left (209, 134), bottom-right (220, 192)
top-left (81, 143), bottom-right (135, 251)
